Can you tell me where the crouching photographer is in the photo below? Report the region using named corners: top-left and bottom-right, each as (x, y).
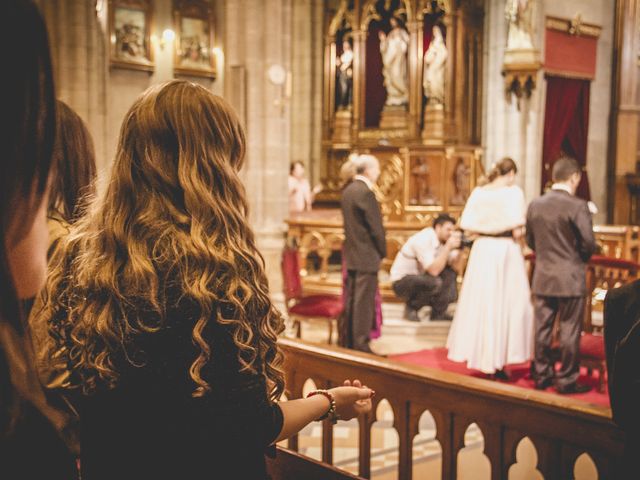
top-left (389, 214), bottom-right (464, 322)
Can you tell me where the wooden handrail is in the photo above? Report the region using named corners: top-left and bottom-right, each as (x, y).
top-left (266, 446), bottom-right (365, 479)
top-left (279, 338), bottom-right (624, 479)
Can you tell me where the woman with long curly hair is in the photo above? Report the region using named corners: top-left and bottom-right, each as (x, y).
top-left (41, 80), bottom-right (372, 479)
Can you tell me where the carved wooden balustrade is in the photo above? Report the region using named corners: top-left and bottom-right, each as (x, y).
top-left (287, 213), bottom-right (640, 302)
top-left (279, 338), bottom-right (624, 480)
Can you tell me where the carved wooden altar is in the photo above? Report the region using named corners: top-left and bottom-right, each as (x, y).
top-left (316, 0), bottom-right (485, 200)
top-left (287, 0), bottom-right (486, 298)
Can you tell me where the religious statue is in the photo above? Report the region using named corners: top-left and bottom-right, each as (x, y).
top-left (410, 157), bottom-right (439, 206)
top-left (378, 17), bottom-right (410, 106)
top-left (422, 25), bottom-right (448, 105)
top-left (336, 40), bottom-right (354, 109)
top-left (450, 157), bottom-right (471, 206)
top-left (505, 0), bottom-right (534, 50)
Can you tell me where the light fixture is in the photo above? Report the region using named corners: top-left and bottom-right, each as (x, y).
top-left (159, 28), bottom-right (175, 50)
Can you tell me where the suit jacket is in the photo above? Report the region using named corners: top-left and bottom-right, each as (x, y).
top-left (341, 179), bottom-right (387, 273)
top-left (526, 189), bottom-right (596, 297)
top-left (604, 280), bottom-right (640, 434)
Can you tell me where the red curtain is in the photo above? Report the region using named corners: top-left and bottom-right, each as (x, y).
top-left (541, 76), bottom-right (591, 200)
top-left (365, 21), bottom-right (386, 127)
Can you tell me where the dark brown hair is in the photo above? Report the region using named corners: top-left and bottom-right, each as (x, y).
top-left (487, 157), bottom-right (517, 182)
top-left (49, 101), bottom-right (97, 223)
top-left (0, 0), bottom-right (56, 429)
top-left (290, 160), bottom-right (304, 175)
top-left (433, 213), bottom-right (456, 228)
top-left (551, 155), bottom-right (581, 182)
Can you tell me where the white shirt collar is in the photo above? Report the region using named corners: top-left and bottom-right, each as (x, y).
top-left (551, 183), bottom-right (573, 195)
top-left (354, 174), bottom-right (374, 190)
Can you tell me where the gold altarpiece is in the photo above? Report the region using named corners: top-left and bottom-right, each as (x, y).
top-left (287, 0), bottom-right (640, 299)
top-left (287, 0), bottom-right (486, 297)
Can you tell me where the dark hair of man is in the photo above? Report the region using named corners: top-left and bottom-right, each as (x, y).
top-left (551, 156), bottom-right (581, 182)
top-left (0, 0), bottom-right (56, 431)
top-left (433, 213), bottom-right (456, 229)
top-left (290, 160), bottom-right (304, 175)
top-left (49, 101), bottom-right (97, 223)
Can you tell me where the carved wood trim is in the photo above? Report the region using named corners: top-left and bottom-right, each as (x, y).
top-left (545, 15), bottom-right (602, 38)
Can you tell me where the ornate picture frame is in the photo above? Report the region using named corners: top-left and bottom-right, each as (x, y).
top-left (173, 0), bottom-right (216, 79)
top-left (108, 0), bottom-right (154, 72)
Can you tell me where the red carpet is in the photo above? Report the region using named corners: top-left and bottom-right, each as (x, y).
top-left (391, 348), bottom-right (610, 407)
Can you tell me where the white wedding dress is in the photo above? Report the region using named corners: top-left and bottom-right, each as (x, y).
top-left (446, 185), bottom-right (533, 373)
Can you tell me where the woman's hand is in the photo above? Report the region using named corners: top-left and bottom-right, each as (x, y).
top-left (328, 379), bottom-right (374, 421)
top-left (512, 226), bottom-right (525, 240)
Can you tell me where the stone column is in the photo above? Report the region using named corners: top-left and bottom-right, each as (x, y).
top-left (225, 0), bottom-right (293, 293)
top-left (291, 0), bottom-right (323, 187)
top-left (482, 0), bottom-right (544, 201)
top-left (37, 0), bottom-right (108, 174)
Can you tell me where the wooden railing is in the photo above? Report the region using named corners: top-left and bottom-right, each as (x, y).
top-left (279, 339), bottom-right (624, 480)
top-left (287, 215), bottom-right (640, 301)
top-left (267, 446), bottom-right (365, 479)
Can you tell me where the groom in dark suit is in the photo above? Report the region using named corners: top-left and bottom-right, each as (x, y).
top-left (341, 154), bottom-right (386, 353)
top-left (526, 156), bottom-right (597, 394)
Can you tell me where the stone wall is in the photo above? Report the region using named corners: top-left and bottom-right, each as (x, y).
top-left (482, 0), bottom-right (614, 223)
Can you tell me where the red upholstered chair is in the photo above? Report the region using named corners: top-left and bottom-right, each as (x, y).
top-left (281, 246), bottom-right (343, 344)
top-left (580, 255), bottom-right (640, 392)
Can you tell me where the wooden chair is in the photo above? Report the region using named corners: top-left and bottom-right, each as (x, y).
top-left (281, 246), bottom-right (343, 344)
top-left (580, 255), bottom-right (640, 392)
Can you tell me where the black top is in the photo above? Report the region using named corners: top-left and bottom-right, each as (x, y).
top-left (525, 189), bottom-right (597, 297)
top-left (341, 179), bottom-right (387, 273)
top-left (77, 300), bottom-right (283, 480)
top-left (604, 279), bottom-right (640, 434)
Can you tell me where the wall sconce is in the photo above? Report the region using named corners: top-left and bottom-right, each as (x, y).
top-left (159, 28), bottom-right (175, 50)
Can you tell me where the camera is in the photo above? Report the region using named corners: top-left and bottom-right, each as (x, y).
top-left (459, 232), bottom-right (474, 249)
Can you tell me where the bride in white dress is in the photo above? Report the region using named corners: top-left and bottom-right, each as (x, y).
top-left (446, 158), bottom-right (533, 377)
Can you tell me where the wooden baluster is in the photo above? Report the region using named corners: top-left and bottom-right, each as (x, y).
top-left (501, 429), bottom-right (523, 479)
top-left (560, 444), bottom-right (582, 479)
top-left (286, 376), bottom-right (302, 452)
top-left (529, 435), bottom-right (561, 479)
top-left (319, 247), bottom-right (331, 281)
top-left (477, 421), bottom-right (502, 480)
top-left (358, 410), bottom-right (374, 478)
top-left (428, 409), bottom-right (452, 480)
top-left (448, 415), bottom-right (470, 480)
top-left (395, 401), bottom-right (421, 480)
top-left (322, 419), bottom-right (334, 465)
top-left (591, 450), bottom-right (615, 479)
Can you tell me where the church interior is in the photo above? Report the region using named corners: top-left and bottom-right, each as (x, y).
top-left (8, 0), bottom-right (640, 478)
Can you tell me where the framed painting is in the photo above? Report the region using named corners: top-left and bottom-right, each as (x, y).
top-left (109, 0), bottom-right (154, 72)
top-left (174, 0), bottom-right (216, 79)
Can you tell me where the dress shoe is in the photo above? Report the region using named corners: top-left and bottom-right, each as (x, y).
top-left (357, 345), bottom-right (387, 358)
top-left (556, 383), bottom-right (591, 394)
top-left (404, 307), bottom-right (420, 322)
top-left (492, 369), bottom-right (510, 381)
top-left (431, 312), bottom-right (453, 321)
top-left (534, 378), bottom-right (553, 390)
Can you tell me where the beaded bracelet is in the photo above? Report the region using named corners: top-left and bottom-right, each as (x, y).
top-left (306, 389), bottom-right (340, 424)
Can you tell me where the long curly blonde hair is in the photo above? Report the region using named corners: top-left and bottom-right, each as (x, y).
top-left (42, 80), bottom-right (285, 400)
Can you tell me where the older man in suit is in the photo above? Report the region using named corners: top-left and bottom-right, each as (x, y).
top-left (526, 156), bottom-right (597, 394)
top-left (341, 154), bottom-right (386, 353)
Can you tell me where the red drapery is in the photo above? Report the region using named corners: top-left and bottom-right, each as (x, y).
top-left (541, 76), bottom-right (591, 200)
top-left (365, 21), bottom-right (386, 127)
